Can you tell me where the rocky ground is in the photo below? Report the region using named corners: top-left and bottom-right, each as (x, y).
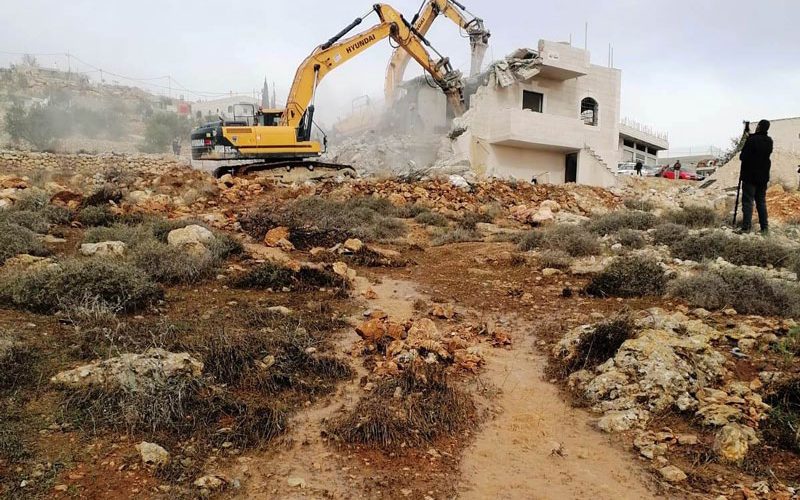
top-left (1, 151), bottom-right (800, 499)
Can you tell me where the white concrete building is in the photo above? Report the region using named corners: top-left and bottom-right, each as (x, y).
top-left (619, 118), bottom-right (669, 167)
top-left (436, 41), bottom-right (668, 187)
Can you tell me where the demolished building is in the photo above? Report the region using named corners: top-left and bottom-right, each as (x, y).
top-left (339, 40), bottom-right (668, 187)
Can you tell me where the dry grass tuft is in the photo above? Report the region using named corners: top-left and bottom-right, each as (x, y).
top-left (616, 229), bottom-right (646, 249)
top-left (328, 364), bottom-right (475, 448)
top-left (669, 231), bottom-right (793, 268)
top-left (77, 205), bottom-right (116, 227)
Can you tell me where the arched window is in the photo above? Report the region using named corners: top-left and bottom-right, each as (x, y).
top-left (581, 97), bottom-right (598, 126)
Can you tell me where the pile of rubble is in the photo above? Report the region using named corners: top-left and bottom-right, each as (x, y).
top-left (328, 177), bottom-right (619, 217)
top-left (709, 149), bottom-right (800, 191)
top-left (354, 311), bottom-right (512, 376)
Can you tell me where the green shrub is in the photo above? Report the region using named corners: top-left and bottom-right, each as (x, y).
top-left (77, 205), bottom-right (115, 227)
top-left (669, 268), bottom-right (800, 317)
top-left (586, 256), bottom-right (666, 298)
top-left (585, 211), bottom-right (658, 235)
top-left (414, 211), bottom-right (449, 227)
top-left (458, 212), bottom-right (492, 231)
top-left (0, 258), bottom-right (163, 313)
top-left (518, 224), bottom-right (601, 257)
top-left (616, 229), bottom-right (646, 249)
top-left (664, 205), bottom-right (720, 228)
top-left (652, 223), bottom-right (689, 246)
top-left (0, 223), bottom-right (49, 264)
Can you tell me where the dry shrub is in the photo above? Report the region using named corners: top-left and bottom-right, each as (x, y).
top-left (233, 263), bottom-right (350, 295)
top-left (537, 250), bottom-right (573, 270)
top-left (346, 247), bottom-right (408, 267)
top-left (664, 205), bottom-right (720, 228)
top-left (414, 211), bottom-right (449, 227)
top-left (458, 212), bottom-right (492, 231)
top-left (616, 229), bottom-right (646, 249)
top-left (430, 227), bottom-right (481, 246)
top-left (77, 205), bottom-right (115, 227)
top-left (0, 210), bottom-right (50, 234)
top-left (129, 240), bottom-right (216, 284)
top-left (328, 364), bottom-right (475, 448)
top-left (0, 222), bottom-right (49, 264)
top-left (0, 343), bottom-right (38, 392)
top-left (586, 256), bottom-right (666, 298)
top-left (84, 219), bottom-right (241, 284)
top-left (0, 407), bottom-right (31, 462)
top-left (191, 324), bottom-right (351, 395)
top-left (518, 224), bottom-right (601, 257)
top-left (668, 267), bottom-right (800, 318)
top-left (241, 196), bottom-right (407, 246)
top-left (0, 258), bottom-right (163, 313)
top-left (585, 210), bottom-right (658, 235)
top-left (763, 379), bottom-right (800, 452)
top-left (563, 316), bottom-right (635, 373)
top-left (623, 199), bottom-right (655, 212)
top-left (670, 231), bottom-right (793, 268)
top-left (82, 184), bottom-right (123, 207)
top-left (652, 223), bottom-right (689, 246)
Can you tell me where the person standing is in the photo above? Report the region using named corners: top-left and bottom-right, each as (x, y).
top-left (739, 119), bottom-right (773, 234)
top-left (635, 160), bottom-right (643, 177)
top-left (673, 160), bottom-right (682, 180)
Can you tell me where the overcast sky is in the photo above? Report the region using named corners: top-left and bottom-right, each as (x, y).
top-left (2, 0), bottom-right (799, 149)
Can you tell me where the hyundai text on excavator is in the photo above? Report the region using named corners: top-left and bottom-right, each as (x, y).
top-left (384, 0), bottom-right (489, 105)
top-left (191, 3), bottom-right (465, 178)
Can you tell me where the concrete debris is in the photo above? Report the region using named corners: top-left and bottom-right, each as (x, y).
top-left (50, 349), bottom-right (204, 390)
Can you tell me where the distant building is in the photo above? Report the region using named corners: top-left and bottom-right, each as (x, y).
top-left (191, 96), bottom-right (259, 120)
top-left (619, 118), bottom-right (669, 167)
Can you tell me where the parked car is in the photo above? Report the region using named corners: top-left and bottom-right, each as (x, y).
top-left (616, 162), bottom-right (638, 176)
top-left (657, 166), bottom-right (706, 181)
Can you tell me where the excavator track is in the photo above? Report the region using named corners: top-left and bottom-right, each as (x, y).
top-left (212, 160), bottom-right (357, 181)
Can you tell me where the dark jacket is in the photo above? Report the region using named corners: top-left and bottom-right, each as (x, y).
top-left (740, 132), bottom-right (773, 185)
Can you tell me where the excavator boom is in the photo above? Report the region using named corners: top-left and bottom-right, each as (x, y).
top-left (384, 0), bottom-right (489, 104)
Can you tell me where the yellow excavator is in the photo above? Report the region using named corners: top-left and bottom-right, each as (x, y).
top-left (191, 3), bottom-right (465, 177)
top-left (384, 0), bottom-right (489, 104)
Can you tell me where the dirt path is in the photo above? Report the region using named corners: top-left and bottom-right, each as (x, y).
top-left (458, 318), bottom-right (656, 499)
top-left (226, 272), bottom-right (655, 499)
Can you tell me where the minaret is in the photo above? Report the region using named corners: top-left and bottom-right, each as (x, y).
top-left (271, 82), bottom-right (277, 108)
top-left (261, 77), bottom-right (269, 108)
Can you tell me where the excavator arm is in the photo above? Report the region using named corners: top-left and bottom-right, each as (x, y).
top-left (384, 0), bottom-right (489, 104)
top-left (284, 2), bottom-right (465, 141)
